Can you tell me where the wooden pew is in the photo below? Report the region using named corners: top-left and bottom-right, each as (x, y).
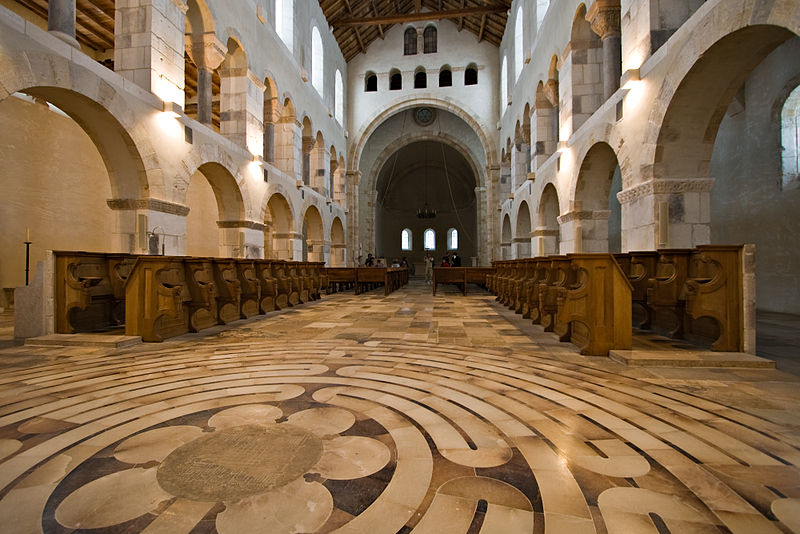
top-left (236, 260), bottom-right (261, 318)
top-left (213, 259), bottom-right (242, 324)
top-left (522, 259), bottom-right (548, 320)
top-left (646, 249), bottom-right (692, 338)
top-left (538, 256), bottom-right (571, 332)
top-left (556, 254), bottom-right (632, 356)
top-left (311, 262), bottom-right (328, 298)
top-left (254, 260), bottom-right (279, 312)
top-left (510, 260), bottom-right (536, 313)
top-left (433, 267), bottom-right (496, 296)
top-left (326, 267), bottom-right (357, 293)
top-left (54, 251), bottom-right (134, 333)
top-left (616, 251), bottom-right (658, 329)
top-left (272, 261), bottom-right (300, 306)
top-left (125, 256), bottom-right (189, 342)
top-left (183, 258), bottom-right (218, 332)
top-left (286, 263), bottom-right (308, 304)
top-left (685, 245), bottom-right (744, 352)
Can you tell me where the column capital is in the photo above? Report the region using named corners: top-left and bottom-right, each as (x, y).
top-left (616, 178), bottom-right (716, 204)
top-left (186, 32), bottom-right (226, 71)
top-left (587, 1), bottom-right (621, 40)
top-left (217, 220), bottom-right (268, 232)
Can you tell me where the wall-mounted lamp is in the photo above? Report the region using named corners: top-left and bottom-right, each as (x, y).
top-left (252, 154), bottom-right (264, 166)
top-left (621, 69), bottom-right (641, 90)
top-left (162, 101), bottom-right (182, 118)
top-left (556, 140), bottom-right (569, 153)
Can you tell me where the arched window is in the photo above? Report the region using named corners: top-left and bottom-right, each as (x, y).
top-left (365, 72), bottom-right (377, 92)
top-left (401, 229), bottom-right (412, 251)
top-left (782, 85), bottom-right (800, 190)
top-left (536, 0), bottom-right (549, 29)
top-left (414, 69), bottom-right (427, 89)
top-left (465, 64), bottom-right (478, 85)
top-left (501, 56), bottom-right (508, 112)
top-left (275, 0), bottom-right (293, 52)
top-left (424, 229), bottom-right (436, 250)
top-left (447, 228), bottom-right (458, 250)
top-left (390, 69), bottom-right (402, 90)
top-left (514, 7), bottom-right (523, 81)
top-left (439, 67), bottom-right (452, 87)
top-left (311, 26), bottom-right (323, 96)
top-left (404, 27), bottom-right (417, 55)
top-left (423, 25), bottom-right (437, 53)
top-left (334, 70), bottom-right (343, 124)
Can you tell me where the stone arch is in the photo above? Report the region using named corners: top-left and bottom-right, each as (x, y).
top-left (536, 183), bottom-right (560, 256)
top-left (330, 216), bottom-right (346, 266)
top-left (514, 200), bottom-right (532, 258)
top-left (777, 75), bottom-right (800, 191)
top-left (264, 191), bottom-right (295, 260)
top-left (568, 141), bottom-right (621, 253)
top-left (533, 80), bottom-right (557, 168)
top-left (185, 161), bottom-right (247, 257)
top-left (501, 213), bottom-right (513, 260)
top-left (349, 96), bottom-right (497, 172)
top-left (644, 1), bottom-right (800, 178)
top-left (263, 76), bottom-right (280, 162)
top-left (302, 204), bottom-right (325, 262)
top-left (0, 62), bottom-right (157, 201)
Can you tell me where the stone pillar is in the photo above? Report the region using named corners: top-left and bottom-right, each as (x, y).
top-left (106, 198), bottom-right (190, 255)
top-left (47, 0), bottom-right (79, 47)
top-left (533, 227), bottom-right (559, 256)
top-left (309, 143), bottom-right (331, 196)
top-left (301, 136), bottom-right (314, 186)
top-left (263, 97), bottom-right (281, 162)
top-left (485, 164), bottom-right (501, 262)
top-left (532, 93), bottom-right (556, 170)
top-left (557, 203), bottom-right (611, 253)
top-left (217, 221), bottom-right (266, 258)
top-left (616, 178), bottom-right (714, 251)
top-left (276, 118), bottom-right (302, 179)
top-left (115, 0), bottom-right (189, 107)
top-left (346, 170), bottom-right (361, 266)
top-left (186, 33), bottom-right (226, 125)
top-left (588, 0), bottom-right (622, 100)
top-left (219, 68), bottom-right (265, 154)
top-left (512, 237), bottom-right (531, 259)
top-left (545, 78), bottom-right (560, 143)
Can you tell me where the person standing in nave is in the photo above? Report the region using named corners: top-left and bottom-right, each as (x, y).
top-left (451, 251), bottom-right (461, 267)
top-left (424, 252), bottom-right (434, 283)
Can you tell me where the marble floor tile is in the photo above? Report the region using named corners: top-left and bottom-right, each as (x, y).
top-left (0, 282), bottom-right (798, 533)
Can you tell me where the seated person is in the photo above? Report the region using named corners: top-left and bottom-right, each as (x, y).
top-left (441, 256), bottom-right (450, 267)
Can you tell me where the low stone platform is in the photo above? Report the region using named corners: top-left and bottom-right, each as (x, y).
top-left (24, 334), bottom-right (142, 348)
top-left (609, 349), bottom-right (775, 368)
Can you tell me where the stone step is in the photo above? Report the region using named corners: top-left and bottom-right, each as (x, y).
top-left (609, 349), bottom-right (775, 368)
top-left (24, 334), bottom-right (142, 349)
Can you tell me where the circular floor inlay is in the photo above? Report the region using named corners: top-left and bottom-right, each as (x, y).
top-left (156, 424), bottom-right (323, 501)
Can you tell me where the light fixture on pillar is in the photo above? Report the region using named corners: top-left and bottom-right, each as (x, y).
top-left (162, 100), bottom-right (182, 118)
top-left (621, 68), bottom-right (641, 90)
top-left (417, 142), bottom-right (437, 219)
top-left (252, 154), bottom-right (264, 166)
top-left (557, 140), bottom-right (569, 153)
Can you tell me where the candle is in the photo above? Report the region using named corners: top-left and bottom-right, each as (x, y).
top-left (26, 228), bottom-right (30, 242)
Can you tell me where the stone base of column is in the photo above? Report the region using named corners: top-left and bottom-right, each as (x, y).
top-left (48, 30), bottom-right (81, 49)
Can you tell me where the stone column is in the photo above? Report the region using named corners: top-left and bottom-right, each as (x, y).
top-left (47, 0), bottom-right (79, 47)
top-left (545, 78), bottom-right (560, 144)
top-left (485, 164), bottom-right (501, 262)
top-left (616, 178), bottom-right (714, 251)
top-left (106, 198), bottom-right (190, 255)
top-left (309, 144), bottom-right (331, 196)
top-left (115, 0), bottom-right (189, 107)
top-left (220, 68), bottom-right (265, 154)
top-left (276, 117), bottom-right (302, 179)
top-left (532, 92), bottom-right (556, 169)
top-left (263, 97), bottom-right (281, 162)
top-left (186, 33), bottom-right (226, 125)
top-left (588, 0), bottom-right (622, 100)
top-left (346, 170), bottom-right (361, 266)
top-left (533, 227), bottom-right (559, 256)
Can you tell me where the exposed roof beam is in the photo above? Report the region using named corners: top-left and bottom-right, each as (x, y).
top-left (478, 14), bottom-right (486, 42)
top-left (371, 0), bottom-right (384, 39)
top-left (458, 0), bottom-right (465, 30)
top-left (414, 0), bottom-right (422, 13)
top-left (333, 6), bottom-right (507, 27)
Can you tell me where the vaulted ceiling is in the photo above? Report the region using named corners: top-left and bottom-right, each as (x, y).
top-left (320, 0), bottom-right (511, 62)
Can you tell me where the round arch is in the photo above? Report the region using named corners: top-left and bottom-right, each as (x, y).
top-left (537, 183), bottom-right (561, 256)
top-left (264, 191), bottom-right (295, 260)
top-left (185, 161), bottom-right (246, 257)
top-left (330, 216), bottom-right (346, 267)
top-left (514, 200), bottom-right (532, 258)
top-left (302, 205), bottom-right (325, 262)
top-left (501, 214), bottom-right (513, 260)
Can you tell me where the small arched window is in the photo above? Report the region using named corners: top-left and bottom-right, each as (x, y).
top-left (424, 229), bottom-right (436, 250)
top-left (514, 6), bottom-right (523, 81)
top-left (423, 25), bottom-right (437, 53)
top-left (401, 229), bottom-right (412, 251)
top-left (275, 0), bottom-right (294, 52)
top-left (439, 67), bottom-right (452, 87)
top-left (782, 84), bottom-right (800, 190)
top-left (414, 69), bottom-right (427, 89)
top-left (334, 70), bottom-right (343, 124)
top-left (447, 228), bottom-right (458, 250)
top-left (311, 26), bottom-right (323, 96)
top-left (465, 64), bottom-right (478, 86)
top-left (365, 72), bottom-right (377, 92)
top-left (390, 70), bottom-right (402, 90)
top-left (404, 27), bottom-right (417, 55)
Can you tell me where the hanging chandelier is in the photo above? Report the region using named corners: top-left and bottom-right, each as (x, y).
top-left (417, 141), bottom-right (437, 219)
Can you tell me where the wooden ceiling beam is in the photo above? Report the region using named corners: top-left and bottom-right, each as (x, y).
top-left (477, 13), bottom-right (486, 42)
top-left (371, 0), bottom-right (384, 39)
top-left (458, 0), bottom-right (465, 30)
top-left (332, 6), bottom-right (507, 27)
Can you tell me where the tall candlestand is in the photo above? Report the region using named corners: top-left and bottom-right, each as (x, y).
top-left (24, 241), bottom-right (31, 285)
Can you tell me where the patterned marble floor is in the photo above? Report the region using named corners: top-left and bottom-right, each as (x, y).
top-left (0, 281), bottom-right (798, 533)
